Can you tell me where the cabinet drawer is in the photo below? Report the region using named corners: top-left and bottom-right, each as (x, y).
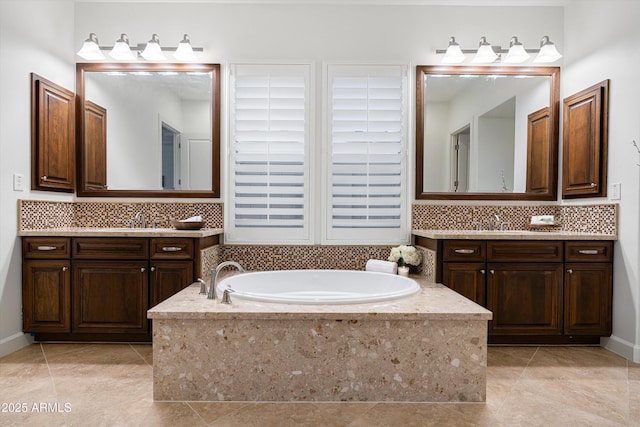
top-left (150, 238), bottom-right (194, 260)
top-left (443, 241), bottom-right (486, 262)
top-left (487, 241), bottom-right (563, 262)
top-left (72, 238), bottom-right (148, 259)
top-left (565, 241), bottom-right (613, 262)
top-left (23, 237), bottom-right (71, 259)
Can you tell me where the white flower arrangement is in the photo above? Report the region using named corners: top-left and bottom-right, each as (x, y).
top-left (388, 245), bottom-right (422, 267)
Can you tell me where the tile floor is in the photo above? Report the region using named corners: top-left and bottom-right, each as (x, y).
top-left (0, 343), bottom-right (638, 426)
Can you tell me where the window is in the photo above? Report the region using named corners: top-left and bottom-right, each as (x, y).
top-left (227, 64), bottom-right (312, 243)
top-left (324, 64), bottom-right (409, 243)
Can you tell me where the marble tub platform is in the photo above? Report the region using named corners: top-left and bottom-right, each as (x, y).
top-left (148, 277), bottom-right (492, 402)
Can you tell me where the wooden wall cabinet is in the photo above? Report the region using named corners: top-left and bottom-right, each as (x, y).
top-left (562, 80), bottom-right (610, 198)
top-left (526, 106), bottom-right (553, 194)
top-left (82, 100), bottom-right (108, 191)
top-left (31, 74), bottom-right (75, 192)
top-left (423, 237), bottom-right (614, 344)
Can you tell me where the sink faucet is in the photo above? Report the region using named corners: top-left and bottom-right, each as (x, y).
top-left (208, 261), bottom-right (244, 300)
top-left (134, 211), bottom-right (146, 228)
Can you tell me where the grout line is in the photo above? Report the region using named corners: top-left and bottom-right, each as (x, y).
top-left (128, 343), bottom-right (153, 368)
top-left (491, 345), bottom-right (540, 421)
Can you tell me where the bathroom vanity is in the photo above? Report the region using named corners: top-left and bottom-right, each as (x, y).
top-left (413, 230), bottom-right (615, 344)
top-left (20, 228), bottom-right (221, 342)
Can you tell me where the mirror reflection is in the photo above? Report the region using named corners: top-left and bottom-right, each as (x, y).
top-left (76, 63), bottom-right (220, 198)
top-left (416, 66), bottom-right (559, 201)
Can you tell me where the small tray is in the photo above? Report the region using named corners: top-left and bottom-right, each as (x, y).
top-left (528, 223), bottom-right (561, 231)
top-left (170, 219), bottom-right (205, 230)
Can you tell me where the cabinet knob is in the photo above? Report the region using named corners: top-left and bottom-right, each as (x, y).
top-left (140, 267), bottom-right (146, 273)
top-left (151, 266), bottom-right (156, 272)
top-left (480, 269), bottom-right (485, 274)
top-left (590, 183), bottom-right (597, 187)
top-left (567, 269), bottom-right (573, 274)
top-left (41, 176), bottom-right (48, 182)
top-left (489, 269), bottom-right (495, 275)
top-left (62, 266), bottom-right (68, 272)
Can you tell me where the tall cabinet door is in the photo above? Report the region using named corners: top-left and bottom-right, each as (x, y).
top-left (83, 100), bottom-right (108, 191)
top-left (31, 74), bottom-right (75, 192)
top-left (487, 263), bottom-right (563, 335)
top-left (72, 261), bottom-right (148, 333)
top-left (23, 260), bottom-right (71, 332)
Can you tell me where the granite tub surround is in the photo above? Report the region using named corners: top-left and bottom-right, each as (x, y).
top-left (148, 279), bottom-right (492, 402)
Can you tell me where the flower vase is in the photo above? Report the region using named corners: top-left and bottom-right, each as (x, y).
top-left (398, 266), bottom-right (410, 277)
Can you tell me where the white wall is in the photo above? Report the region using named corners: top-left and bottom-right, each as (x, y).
top-left (563, 0), bottom-right (640, 362)
top-left (0, 0), bottom-right (76, 357)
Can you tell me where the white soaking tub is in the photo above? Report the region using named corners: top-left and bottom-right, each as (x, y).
top-left (216, 269), bottom-right (420, 304)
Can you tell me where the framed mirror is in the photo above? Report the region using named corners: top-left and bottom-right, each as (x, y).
top-left (76, 62), bottom-right (220, 198)
top-left (416, 65), bottom-right (560, 200)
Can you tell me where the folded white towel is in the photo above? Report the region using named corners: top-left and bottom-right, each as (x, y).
top-left (365, 259), bottom-right (398, 275)
top-left (181, 215), bottom-right (203, 222)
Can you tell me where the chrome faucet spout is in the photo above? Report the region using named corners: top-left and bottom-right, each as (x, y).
top-left (134, 211), bottom-right (146, 228)
top-left (208, 261), bottom-right (244, 300)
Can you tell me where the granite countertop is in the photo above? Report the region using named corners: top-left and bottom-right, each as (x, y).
top-left (18, 227), bottom-right (224, 238)
top-left (412, 229), bottom-right (617, 241)
top-left (147, 277), bottom-right (493, 321)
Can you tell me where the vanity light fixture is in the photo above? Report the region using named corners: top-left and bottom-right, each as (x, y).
top-left (109, 33), bottom-right (136, 61)
top-left (441, 37), bottom-right (466, 64)
top-left (76, 32), bottom-right (204, 61)
top-left (76, 33), bottom-right (105, 60)
top-left (174, 34), bottom-right (198, 61)
top-left (534, 36), bottom-right (563, 63)
top-left (141, 34), bottom-right (166, 61)
top-left (503, 36), bottom-right (530, 63)
top-left (472, 37), bottom-right (499, 63)
top-left (436, 35), bottom-right (562, 64)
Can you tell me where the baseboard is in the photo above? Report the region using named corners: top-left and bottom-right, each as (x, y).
top-left (601, 335), bottom-right (640, 363)
top-left (0, 332), bottom-right (33, 358)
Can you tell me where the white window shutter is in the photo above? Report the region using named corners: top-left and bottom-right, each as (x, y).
top-left (326, 65), bottom-right (408, 243)
top-left (228, 64), bottom-right (311, 242)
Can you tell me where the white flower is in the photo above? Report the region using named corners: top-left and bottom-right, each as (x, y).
top-left (388, 245), bottom-right (421, 267)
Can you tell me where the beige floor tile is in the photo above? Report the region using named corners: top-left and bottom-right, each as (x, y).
top-left (187, 401), bottom-right (252, 423)
top-left (487, 346), bottom-right (537, 381)
top-left (207, 402), bottom-right (340, 427)
top-left (131, 343), bottom-right (153, 366)
top-left (521, 346), bottom-right (628, 381)
top-left (630, 380), bottom-right (640, 426)
top-left (347, 402), bottom-right (485, 427)
top-left (493, 378), bottom-right (629, 426)
top-left (629, 360), bottom-right (640, 381)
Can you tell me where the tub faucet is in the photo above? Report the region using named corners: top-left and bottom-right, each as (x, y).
top-left (208, 261), bottom-right (244, 300)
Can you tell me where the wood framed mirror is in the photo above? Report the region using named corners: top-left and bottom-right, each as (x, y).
top-left (76, 62), bottom-right (220, 198)
top-left (416, 65), bottom-right (560, 200)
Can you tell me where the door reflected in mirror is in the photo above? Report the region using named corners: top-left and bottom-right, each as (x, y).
top-left (416, 66), bottom-right (560, 201)
top-left (76, 63), bottom-right (220, 198)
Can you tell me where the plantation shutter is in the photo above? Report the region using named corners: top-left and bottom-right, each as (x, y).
top-left (328, 65), bottom-right (407, 241)
top-left (229, 64), bottom-right (310, 242)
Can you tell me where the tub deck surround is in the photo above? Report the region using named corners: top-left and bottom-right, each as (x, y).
top-left (412, 229), bottom-right (618, 241)
top-left (148, 279), bottom-right (491, 402)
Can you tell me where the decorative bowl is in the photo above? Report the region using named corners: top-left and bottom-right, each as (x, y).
top-left (170, 219), bottom-right (205, 230)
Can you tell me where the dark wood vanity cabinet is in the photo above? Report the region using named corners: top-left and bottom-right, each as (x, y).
top-left (23, 235), bottom-right (207, 342)
top-left (428, 238), bottom-right (613, 344)
top-left (22, 238), bottom-right (71, 332)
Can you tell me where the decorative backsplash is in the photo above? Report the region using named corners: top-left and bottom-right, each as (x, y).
top-left (18, 200), bottom-right (224, 230)
top-left (411, 203), bottom-right (617, 235)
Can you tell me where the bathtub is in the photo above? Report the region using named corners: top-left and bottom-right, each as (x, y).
top-left (216, 269), bottom-right (420, 304)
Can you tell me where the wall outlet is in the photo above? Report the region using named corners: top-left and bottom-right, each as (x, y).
top-left (13, 173), bottom-right (25, 191)
top-left (610, 182), bottom-right (621, 200)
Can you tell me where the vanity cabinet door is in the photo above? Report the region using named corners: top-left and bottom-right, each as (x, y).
top-left (487, 262), bottom-right (563, 335)
top-left (150, 261), bottom-right (193, 307)
top-left (564, 263), bottom-right (612, 336)
top-left (72, 261), bottom-right (149, 333)
top-left (442, 262), bottom-right (486, 305)
top-left (22, 260), bottom-right (71, 332)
